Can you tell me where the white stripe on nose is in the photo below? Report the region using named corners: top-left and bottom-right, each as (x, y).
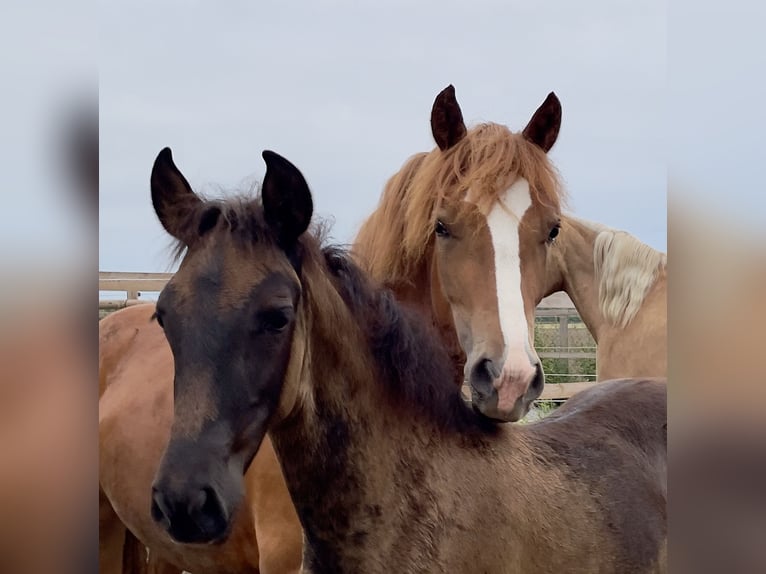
top-left (484, 177), bottom-right (537, 373)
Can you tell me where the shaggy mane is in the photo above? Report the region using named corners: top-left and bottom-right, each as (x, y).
top-left (353, 152), bottom-right (428, 283)
top-left (167, 193), bottom-right (277, 265)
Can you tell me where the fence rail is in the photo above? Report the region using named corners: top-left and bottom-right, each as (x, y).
top-left (99, 272), bottom-right (599, 400)
top-left (100, 271), bottom-right (174, 300)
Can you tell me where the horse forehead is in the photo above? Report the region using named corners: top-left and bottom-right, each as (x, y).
top-left (218, 247), bottom-right (294, 298)
top-left (491, 178), bottom-right (533, 221)
top-left (465, 178), bottom-right (532, 218)
top-left (467, 178), bottom-right (533, 248)
top-left (177, 241), bottom-right (291, 305)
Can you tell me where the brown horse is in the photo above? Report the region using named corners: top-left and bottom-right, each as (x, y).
top-left (544, 215), bottom-right (667, 379)
top-left (149, 147), bottom-right (667, 573)
top-left (356, 85), bottom-right (564, 421)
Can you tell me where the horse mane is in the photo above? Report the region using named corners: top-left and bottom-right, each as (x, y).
top-left (166, 193), bottom-right (275, 265)
top-left (592, 227), bottom-right (667, 329)
top-left (320, 245), bottom-right (498, 436)
top-left (353, 152), bottom-right (429, 283)
top-left (356, 123), bottom-right (564, 284)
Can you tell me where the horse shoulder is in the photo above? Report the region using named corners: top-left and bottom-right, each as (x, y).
top-left (98, 304), bottom-right (157, 398)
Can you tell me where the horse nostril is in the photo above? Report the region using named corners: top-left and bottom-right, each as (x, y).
top-left (151, 488), bottom-right (171, 528)
top-left (196, 486), bottom-right (223, 519)
top-left (485, 359), bottom-right (501, 380)
top-left (186, 486), bottom-right (229, 541)
top-left (472, 358), bottom-right (500, 381)
top-left (149, 477), bottom-right (232, 543)
top-left (469, 357), bottom-right (501, 401)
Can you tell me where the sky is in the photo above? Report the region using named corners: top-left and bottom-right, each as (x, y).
top-left (99, 0), bottom-right (667, 273)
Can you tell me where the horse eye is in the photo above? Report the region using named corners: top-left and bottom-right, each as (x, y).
top-left (547, 223), bottom-right (560, 243)
top-left (435, 219), bottom-right (451, 238)
top-left (260, 308), bottom-right (291, 333)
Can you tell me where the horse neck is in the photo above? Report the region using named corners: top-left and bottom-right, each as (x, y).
top-left (269, 263), bottom-right (497, 570)
top-left (547, 216), bottom-right (607, 342)
top-left (270, 267), bottom-right (424, 531)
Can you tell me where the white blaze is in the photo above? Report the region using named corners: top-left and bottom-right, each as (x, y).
top-left (484, 178), bottom-right (537, 369)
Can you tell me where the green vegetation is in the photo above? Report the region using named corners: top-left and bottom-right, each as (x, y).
top-left (522, 316), bottom-right (597, 422)
top-left (534, 317), bottom-right (596, 384)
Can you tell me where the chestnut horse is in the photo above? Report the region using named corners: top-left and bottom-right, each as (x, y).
top-left (356, 85), bottom-right (565, 421)
top-left (355, 85), bottom-right (666, 392)
top-left (150, 147), bottom-right (667, 573)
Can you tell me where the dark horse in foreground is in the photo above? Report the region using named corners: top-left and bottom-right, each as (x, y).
top-left (149, 148), bottom-right (667, 573)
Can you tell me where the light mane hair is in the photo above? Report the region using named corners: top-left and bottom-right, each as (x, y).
top-left (355, 123), bottom-right (563, 284)
top-left (592, 227), bottom-right (667, 328)
top-left (353, 152), bottom-right (429, 283)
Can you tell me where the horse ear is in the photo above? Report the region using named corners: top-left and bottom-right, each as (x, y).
top-left (150, 147), bottom-right (203, 242)
top-left (431, 84), bottom-right (467, 151)
top-left (522, 92), bottom-right (562, 153)
top-left (261, 150), bottom-right (313, 247)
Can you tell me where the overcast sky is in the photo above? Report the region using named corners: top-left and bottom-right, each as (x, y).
top-left (99, 0), bottom-right (666, 273)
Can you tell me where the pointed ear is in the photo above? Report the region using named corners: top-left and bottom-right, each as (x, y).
top-left (431, 84), bottom-right (467, 151)
top-left (522, 92), bottom-right (562, 153)
top-left (261, 150), bottom-right (313, 247)
top-left (150, 147), bottom-right (203, 242)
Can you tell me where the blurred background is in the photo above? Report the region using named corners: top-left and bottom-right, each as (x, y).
top-left (0, 1), bottom-right (96, 572)
top-left (0, 0), bottom-right (764, 572)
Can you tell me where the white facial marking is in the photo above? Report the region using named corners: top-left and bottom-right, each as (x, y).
top-left (485, 178), bottom-right (537, 367)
